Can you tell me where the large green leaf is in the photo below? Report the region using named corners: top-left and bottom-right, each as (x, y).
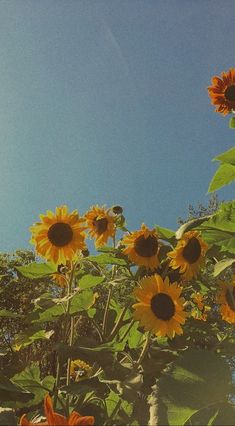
top-left (69, 290), bottom-right (97, 314)
top-left (155, 226), bottom-right (175, 242)
top-left (13, 364), bottom-right (55, 407)
top-left (78, 274), bottom-right (105, 290)
top-left (214, 146), bottom-right (235, 165)
top-left (158, 350), bottom-right (232, 426)
top-left (199, 201), bottom-right (235, 254)
top-left (0, 374), bottom-right (33, 403)
top-left (208, 163), bottom-right (235, 193)
top-left (87, 253), bottom-right (128, 266)
top-left (13, 327), bottom-right (54, 351)
top-left (16, 262), bottom-right (57, 279)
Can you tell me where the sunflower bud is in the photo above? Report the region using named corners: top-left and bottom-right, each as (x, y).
top-left (112, 205), bottom-right (123, 215)
top-left (82, 248), bottom-right (90, 257)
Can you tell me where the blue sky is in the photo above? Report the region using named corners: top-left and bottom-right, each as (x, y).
top-left (0, 0), bottom-right (234, 251)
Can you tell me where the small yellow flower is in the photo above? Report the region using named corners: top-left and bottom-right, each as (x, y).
top-left (133, 274), bottom-right (187, 339)
top-left (122, 224), bottom-right (160, 270)
top-left (168, 231), bottom-right (208, 280)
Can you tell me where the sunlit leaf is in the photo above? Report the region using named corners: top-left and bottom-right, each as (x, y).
top-left (155, 225), bottom-right (175, 242)
top-left (214, 146), bottom-right (235, 165)
top-left (16, 262), bottom-right (57, 279)
top-left (208, 163), bottom-right (235, 193)
top-left (87, 253), bottom-right (128, 266)
top-left (78, 274), bottom-right (105, 290)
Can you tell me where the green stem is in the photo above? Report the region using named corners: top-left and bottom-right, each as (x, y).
top-left (136, 332), bottom-right (151, 366)
top-left (102, 285), bottom-right (113, 338)
top-left (108, 301), bottom-right (132, 340)
top-left (65, 261), bottom-right (77, 415)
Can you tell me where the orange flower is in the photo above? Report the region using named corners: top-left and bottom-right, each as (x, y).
top-left (20, 395), bottom-right (95, 426)
top-left (208, 68), bottom-right (235, 115)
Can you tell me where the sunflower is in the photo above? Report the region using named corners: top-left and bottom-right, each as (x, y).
top-left (20, 394), bottom-right (94, 425)
top-left (217, 278), bottom-right (235, 324)
top-left (208, 68), bottom-right (235, 115)
top-left (132, 274), bottom-right (187, 339)
top-left (85, 205), bottom-right (115, 247)
top-left (70, 359), bottom-right (93, 380)
top-left (168, 231), bottom-right (208, 281)
top-left (122, 224), bottom-right (160, 270)
top-left (30, 206), bottom-right (86, 265)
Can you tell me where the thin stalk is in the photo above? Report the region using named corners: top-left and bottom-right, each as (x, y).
top-left (108, 301), bottom-right (132, 340)
top-left (136, 332), bottom-right (151, 366)
top-left (102, 285), bottom-right (113, 337)
top-left (102, 235), bottom-right (117, 338)
top-left (90, 318), bottom-right (104, 343)
top-left (64, 262), bottom-right (77, 415)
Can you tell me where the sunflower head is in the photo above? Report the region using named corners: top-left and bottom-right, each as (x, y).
top-left (85, 205), bottom-right (115, 248)
top-left (132, 274), bottom-right (187, 339)
top-left (217, 278), bottom-right (235, 324)
top-left (208, 68), bottom-right (235, 115)
top-left (30, 206), bottom-right (86, 265)
top-left (122, 224), bottom-right (160, 270)
top-left (168, 231), bottom-right (208, 281)
top-left (70, 359), bottom-right (93, 380)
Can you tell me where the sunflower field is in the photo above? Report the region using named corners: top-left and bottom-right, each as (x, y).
top-left (1, 69), bottom-right (235, 426)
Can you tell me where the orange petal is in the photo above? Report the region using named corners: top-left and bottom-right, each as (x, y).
top-left (69, 412), bottom-right (95, 426)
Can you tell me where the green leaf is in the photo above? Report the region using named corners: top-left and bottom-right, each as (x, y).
top-left (16, 262), bottom-right (57, 279)
top-left (198, 201), bottom-right (235, 254)
top-left (158, 350), bottom-right (232, 426)
top-left (13, 364), bottom-right (55, 408)
top-left (69, 290), bottom-right (97, 314)
top-left (13, 327), bottom-right (54, 351)
top-left (78, 274), bottom-right (105, 290)
top-left (213, 258), bottom-right (235, 277)
top-left (229, 117), bottom-right (235, 129)
top-left (155, 225), bottom-right (175, 241)
top-left (87, 253), bottom-right (128, 266)
top-left (214, 146), bottom-right (235, 165)
top-left (0, 408), bottom-right (17, 426)
top-left (208, 163), bottom-right (235, 192)
top-left (0, 374), bottom-right (33, 403)
top-left (0, 309), bottom-right (22, 318)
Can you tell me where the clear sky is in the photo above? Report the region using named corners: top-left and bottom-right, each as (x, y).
top-left (0, 0), bottom-right (234, 251)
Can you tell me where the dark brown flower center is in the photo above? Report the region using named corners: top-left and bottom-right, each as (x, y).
top-left (93, 217), bottom-right (108, 235)
top-left (47, 222), bottom-right (73, 247)
top-left (134, 235), bottom-right (158, 257)
top-left (224, 85), bottom-right (235, 102)
top-left (225, 287), bottom-right (235, 312)
top-left (151, 293), bottom-right (175, 320)
top-left (182, 237), bottom-right (201, 264)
